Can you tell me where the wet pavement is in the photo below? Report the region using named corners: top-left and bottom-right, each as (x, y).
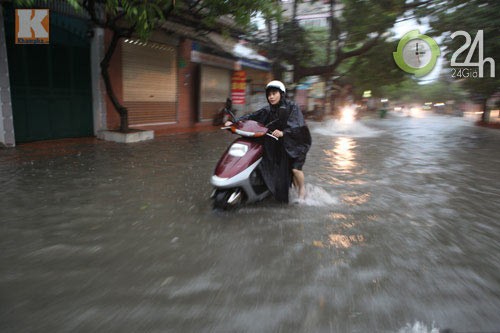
top-left (1, 112), bottom-right (499, 332)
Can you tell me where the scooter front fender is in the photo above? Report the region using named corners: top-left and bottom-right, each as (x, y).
top-left (214, 139), bottom-right (263, 179)
top-left (210, 158), bottom-right (261, 189)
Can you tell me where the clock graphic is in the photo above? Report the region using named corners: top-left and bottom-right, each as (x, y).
top-left (393, 30), bottom-right (440, 77)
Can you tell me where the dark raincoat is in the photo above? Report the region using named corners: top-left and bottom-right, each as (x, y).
top-left (237, 98), bottom-right (312, 203)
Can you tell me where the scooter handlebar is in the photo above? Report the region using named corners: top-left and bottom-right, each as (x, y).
top-left (221, 121), bottom-right (279, 140)
top-left (266, 133), bottom-right (279, 140)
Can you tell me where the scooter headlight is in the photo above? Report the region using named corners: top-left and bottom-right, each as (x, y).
top-left (229, 143), bottom-right (248, 157)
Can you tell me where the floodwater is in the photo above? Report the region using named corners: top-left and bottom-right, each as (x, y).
top-left (1, 112), bottom-right (499, 332)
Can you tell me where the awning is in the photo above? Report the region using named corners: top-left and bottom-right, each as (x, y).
top-left (207, 33), bottom-right (271, 71)
top-left (160, 21), bottom-right (271, 71)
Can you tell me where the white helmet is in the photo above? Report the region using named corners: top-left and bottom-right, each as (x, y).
top-left (266, 80), bottom-right (286, 94)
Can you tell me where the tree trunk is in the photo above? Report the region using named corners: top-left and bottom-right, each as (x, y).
top-left (481, 98), bottom-right (489, 123)
top-left (323, 0), bottom-right (336, 115)
top-left (101, 30), bottom-right (129, 132)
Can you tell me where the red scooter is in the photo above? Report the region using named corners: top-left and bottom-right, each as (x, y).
top-left (210, 112), bottom-right (278, 209)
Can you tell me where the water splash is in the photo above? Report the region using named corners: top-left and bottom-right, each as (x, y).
top-left (398, 321), bottom-right (440, 333)
top-left (312, 119), bottom-right (382, 138)
top-left (290, 184), bottom-right (338, 206)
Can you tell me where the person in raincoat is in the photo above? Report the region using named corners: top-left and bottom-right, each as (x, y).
top-left (225, 80), bottom-right (312, 203)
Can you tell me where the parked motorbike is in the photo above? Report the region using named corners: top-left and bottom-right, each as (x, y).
top-left (210, 110), bottom-right (278, 210)
top-left (212, 98), bottom-right (234, 126)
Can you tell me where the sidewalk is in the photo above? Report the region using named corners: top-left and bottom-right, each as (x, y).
top-left (2, 122), bottom-right (221, 151)
top-left (477, 120), bottom-right (500, 129)
top-left (476, 110), bottom-right (500, 129)
top-left (134, 122), bottom-right (219, 137)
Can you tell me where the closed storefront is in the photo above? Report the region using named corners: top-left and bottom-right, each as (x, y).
top-left (122, 40), bottom-right (177, 126)
top-left (190, 42), bottom-right (237, 122)
top-left (199, 65), bottom-right (231, 121)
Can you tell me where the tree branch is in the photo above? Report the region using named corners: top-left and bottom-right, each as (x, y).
top-left (108, 11), bottom-right (127, 30)
top-left (82, 0), bottom-right (106, 28)
top-left (295, 33), bottom-right (381, 81)
top-left (340, 33), bottom-right (381, 60)
top-left (403, 0), bottom-right (434, 10)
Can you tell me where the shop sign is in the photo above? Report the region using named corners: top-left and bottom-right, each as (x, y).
top-left (231, 71), bottom-right (246, 105)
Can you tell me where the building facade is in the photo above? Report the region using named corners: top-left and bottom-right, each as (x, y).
top-left (0, 2), bottom-right (271, 146)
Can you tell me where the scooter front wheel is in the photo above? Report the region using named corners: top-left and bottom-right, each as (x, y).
top-left (213, 190), bottom-right (231, 210)
top-left (212, 189), bottom-right (242, 210)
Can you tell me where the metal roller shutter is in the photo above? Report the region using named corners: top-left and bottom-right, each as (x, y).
top-left (122, 40), bottom-right (177, 125)
top-left (199, 65), bottom-right (230, 121)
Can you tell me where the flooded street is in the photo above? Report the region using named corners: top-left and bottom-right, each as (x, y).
top-left (1, 113), bottom-right (499, 332)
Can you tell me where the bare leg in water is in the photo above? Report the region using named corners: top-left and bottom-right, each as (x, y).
top-left (292, 169), bottom-right (306, 200)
